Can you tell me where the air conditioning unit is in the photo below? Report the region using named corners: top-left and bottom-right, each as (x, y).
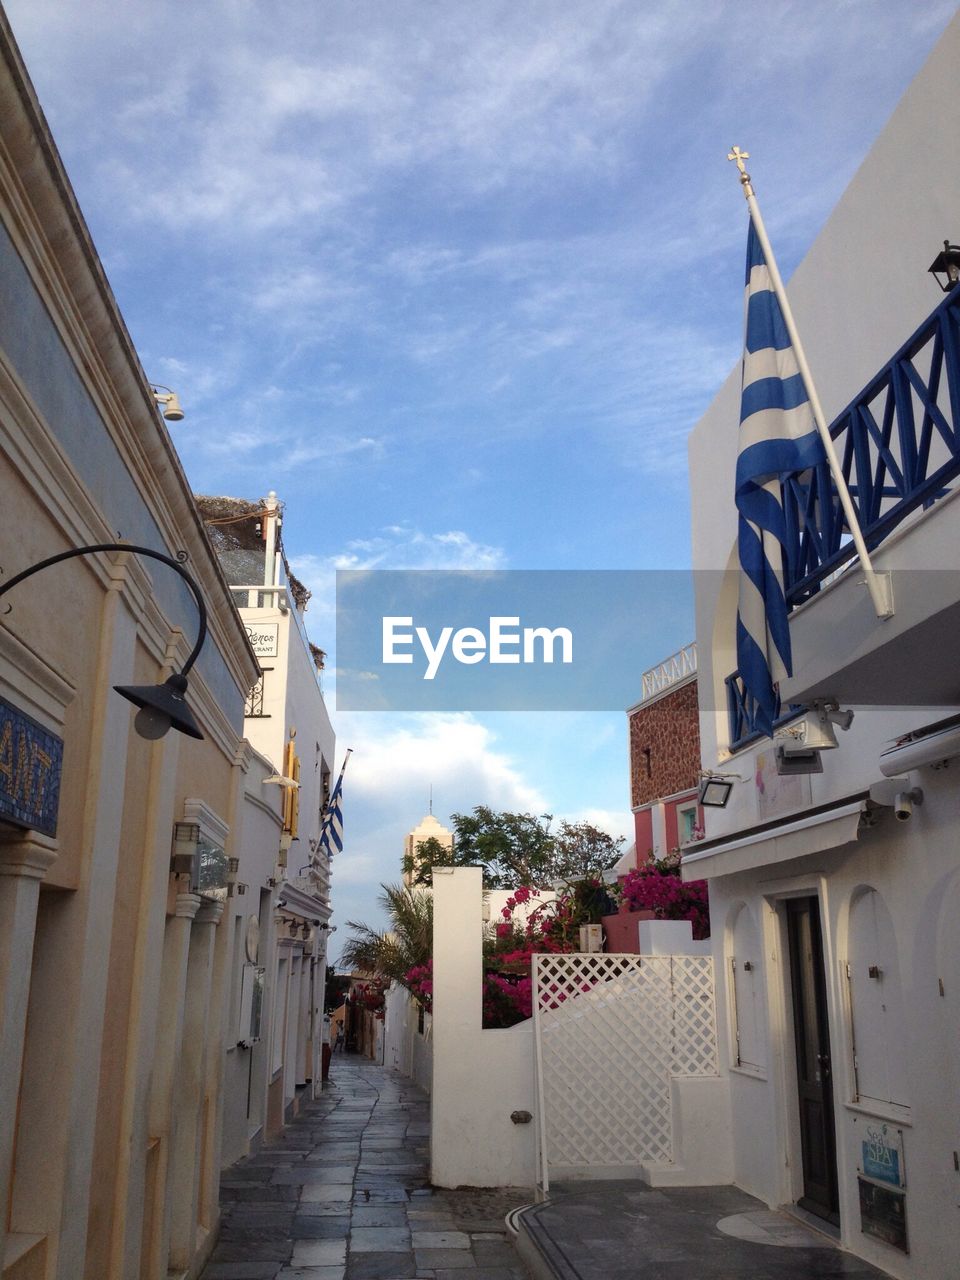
top-left (879, 713), bottom-right (960, 776)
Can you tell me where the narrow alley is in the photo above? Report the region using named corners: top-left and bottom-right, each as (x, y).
top-left (200, 1060), bottom-right (530, 1280)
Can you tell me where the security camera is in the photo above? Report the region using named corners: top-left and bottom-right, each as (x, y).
top-left (894, 788), bottom-right (923, 821)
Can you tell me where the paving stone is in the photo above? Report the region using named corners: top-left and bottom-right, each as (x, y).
top-left (410, 1233), bottom-right (470, 1250)
top-left (301, 1184), bottom-right (354, 1202)
top-left (201, 1264), bottom-right (284, 1279)
top-left (345, 1250), bottom-right (416, 1279)
top-left (292, 1239), bottom-right (348, 1265)
top-left (349, 1226), bottom-right (412, 1253)
top-left (223, 1185), bottom-right (302, 1203)
top-left (222, 1167), bottom-right (278, 1183)
top-left (277, 1269), bottom-right (346, 1280)
top-left (210, 1243), bottom-right (294, 1263)
top-left (291, 1215), bottom-right (353, 1239)
top-left (350, 1205), bottom-right (408, 1228)
top-left (415, 1252), bottom-right (476, 1270)
top-left (433, 1271), bottom-right (521, 1280)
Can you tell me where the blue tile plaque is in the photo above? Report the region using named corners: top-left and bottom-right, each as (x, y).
top-left (0, 696), bottom-right (63, 837)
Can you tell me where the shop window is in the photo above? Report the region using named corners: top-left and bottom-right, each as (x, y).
top-left (677, 801), bottom-right (699, 845)
top-left (846, 888), bottom-right (909, 1108)
top-left (729, 904), bottom-right (767, 1072)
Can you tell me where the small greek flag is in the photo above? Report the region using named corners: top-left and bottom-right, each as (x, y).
top-left (736, 221), bottom-right (824, 735)
top-left (318, 751), bottom-right (350, 859)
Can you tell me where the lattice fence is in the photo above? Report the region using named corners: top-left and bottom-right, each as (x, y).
top-left (533, 953), bottom-right (718, 1180)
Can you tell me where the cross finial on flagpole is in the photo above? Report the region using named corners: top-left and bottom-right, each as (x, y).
top-left (727, 146), bottom-right (754, 199)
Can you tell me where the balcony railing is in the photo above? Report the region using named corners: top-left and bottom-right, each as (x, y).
top-left (724, 293), bottom-right (960, 749)
top-left (783, 287), bottom-right (960, 605)
top-left (725, 670), bottom-right (802, 753)
top-left (639, 642), bottom-right (697, 703)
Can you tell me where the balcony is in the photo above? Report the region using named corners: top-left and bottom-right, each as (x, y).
top-left (729, 290), bottom-right (960, 738)
top-left (782, 286), bottom-right (960, 605)
top-left (725, 671), bottom-right (801, 753)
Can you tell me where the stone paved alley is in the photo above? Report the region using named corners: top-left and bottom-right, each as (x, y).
top-left (200, 1059), bottom-right (529, 1280)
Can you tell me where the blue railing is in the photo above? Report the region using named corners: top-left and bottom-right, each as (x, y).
top-left (728, 292), bottom-right (960, 749)
top-left (783, 287), bottom-right (960, 605)
top-left (725, 671), bottom-right (802, 752)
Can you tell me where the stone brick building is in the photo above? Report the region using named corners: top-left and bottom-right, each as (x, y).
top-left (626, 644), bottom-right (702, 865)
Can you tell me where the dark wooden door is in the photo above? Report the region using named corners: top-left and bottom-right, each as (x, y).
top-left (787, 896), bottom-right (840, 1224)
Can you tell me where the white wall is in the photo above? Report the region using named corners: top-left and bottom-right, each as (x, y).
top-left (383, 982), bottom-right (432, 1094)
top-left (430, 869), bottom-right (537, 1189)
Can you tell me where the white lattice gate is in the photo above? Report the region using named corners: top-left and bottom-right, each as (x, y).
top-left (532, 953), bottom-right (718, 1190)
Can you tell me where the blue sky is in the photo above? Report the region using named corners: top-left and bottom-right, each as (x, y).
top-left (5, 0), bottom-right (954, 945)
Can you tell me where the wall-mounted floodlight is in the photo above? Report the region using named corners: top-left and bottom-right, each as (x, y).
top-left (775, 744), bottom-right (824, 776)
top-left (0, 542), bottom-right (207, 740)
top-left (699, 777), bottom-right (734, 807)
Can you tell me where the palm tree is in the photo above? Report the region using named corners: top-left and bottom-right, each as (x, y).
top-left (341, 882), bottom-right (433, 986)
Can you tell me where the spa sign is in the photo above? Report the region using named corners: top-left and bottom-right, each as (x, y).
top-left (0, 696), bottom-right (63, 837)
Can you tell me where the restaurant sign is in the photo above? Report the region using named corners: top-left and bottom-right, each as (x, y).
top-left (244, 622), bottom-right (279, 658)
top-left (0, 695), bottom-right (63, 837)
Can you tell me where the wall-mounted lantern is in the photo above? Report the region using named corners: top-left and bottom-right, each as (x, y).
top-left (0, 542), bottom-right (207, 740)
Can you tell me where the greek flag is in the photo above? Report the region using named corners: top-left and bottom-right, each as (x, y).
top-left (318, 756), bottom-right (348, 859)
top-left (736, 221), bottom-right (824, 735)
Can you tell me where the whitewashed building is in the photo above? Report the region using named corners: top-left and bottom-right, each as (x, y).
top-left (199, 494), bottom-right (338, 1162)
top-left (685, 15), bottom-right (960, 1279)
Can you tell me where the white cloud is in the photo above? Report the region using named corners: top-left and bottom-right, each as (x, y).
top-left (553, 808), bottom-right (633, 846)
top-left (289, 524), bottom-right (507, 630)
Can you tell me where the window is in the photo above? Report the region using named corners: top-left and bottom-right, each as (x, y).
top-left (677, 801), bottom-right (699, 845)
top-left (244, 667), bottom-right (273, 717)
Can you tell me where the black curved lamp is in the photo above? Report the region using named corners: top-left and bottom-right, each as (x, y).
top-left (0, 542), bottom-right (207, 741)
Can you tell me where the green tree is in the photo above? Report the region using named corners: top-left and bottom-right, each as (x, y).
top-left (340, 883), bottom-right (433, 986)
top-left (546, 820), bottom-right (625, 883)
top-left (450, 806), bottom-right (555, 888)
top-left (402, 834), bottom-right (457, 887)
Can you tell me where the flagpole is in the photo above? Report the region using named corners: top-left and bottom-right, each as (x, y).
top-left (728, 147), bottom-right (894, 620)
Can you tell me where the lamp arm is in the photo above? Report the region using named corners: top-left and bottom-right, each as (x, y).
top-left (0, 542), bottom-right (208, 676)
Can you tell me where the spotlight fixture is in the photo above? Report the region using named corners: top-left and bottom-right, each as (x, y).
top-left (150, 383), bottom-right (185, 421)
top-left (773, 698), bottom-right (853, 767)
